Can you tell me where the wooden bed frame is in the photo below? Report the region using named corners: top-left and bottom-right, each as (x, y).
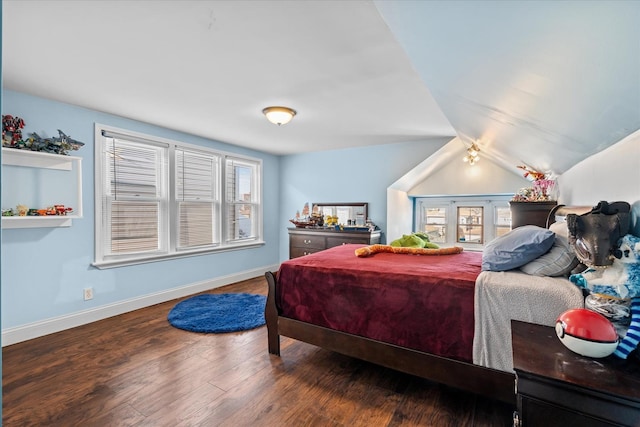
top-left (264, 205), bottom-right (601, 405)
top-left (265, 271), bottom-right (516, 404)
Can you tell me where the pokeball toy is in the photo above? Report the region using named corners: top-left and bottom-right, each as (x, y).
top-left (555, 308), bottom-right (619, 358)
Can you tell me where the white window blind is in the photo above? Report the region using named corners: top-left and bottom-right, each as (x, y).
top-left (176, 149), bottom-right (220, 249)
top-left (104, 137), bottom-right (168, 256)
top-left (94, 124), bottom-right (264, 268)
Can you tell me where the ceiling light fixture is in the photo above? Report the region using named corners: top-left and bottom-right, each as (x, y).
top-left (262, 106), bottom-right (297, 126)
top-left (462, 142), bottom-right (480, 166)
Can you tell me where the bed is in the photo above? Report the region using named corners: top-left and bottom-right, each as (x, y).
top-left (265, 215), bottom-right (589, 404)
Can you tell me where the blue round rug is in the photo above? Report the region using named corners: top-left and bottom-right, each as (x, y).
top-left (168, 293), bottom-right (267, 333)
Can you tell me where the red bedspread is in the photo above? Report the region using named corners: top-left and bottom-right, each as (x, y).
top-left (276, 244), bottom-right (482, 362)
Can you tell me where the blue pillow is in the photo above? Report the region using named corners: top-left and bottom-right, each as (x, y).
top-left (482, 225), bottom-right (555, 271)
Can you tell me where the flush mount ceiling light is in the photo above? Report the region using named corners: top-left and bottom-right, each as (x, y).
top-left (262, 106), bottom-right (296, 126)
top-left (462, 142), bottom-right (481, 166)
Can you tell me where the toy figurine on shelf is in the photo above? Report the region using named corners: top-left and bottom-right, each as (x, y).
top-left (2, 115), bottom-right (26, 148)
top-left (54, 205), bottom-right (73, 215)
top-left (15, 204), bottom-right (29, 216)
top-left (4, 204), bottom-right (74, 217)
top-left (25, 130), bottom-right (85, 155)
top-left (2, 113), bottom-right (85, 155)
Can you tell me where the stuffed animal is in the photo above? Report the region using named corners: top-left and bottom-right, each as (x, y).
top-left (355, 244), bottom-right (463, 258)
top-left (569, 234), bottom-right (640, 359)
top-left (389, 232), bottom-right (440, 249)
top-left (570, 234), bottom-right (640, 299)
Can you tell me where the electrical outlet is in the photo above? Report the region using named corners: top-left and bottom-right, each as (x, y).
top-left (83, 287), bottom-right (94, 301)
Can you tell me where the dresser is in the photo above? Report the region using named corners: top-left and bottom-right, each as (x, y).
top-left (511, 320), bottom-right (640, 427)
top-left (509, 201), bottom-right (558, 229)
top-left (288, 227), bottom-right (381, 259)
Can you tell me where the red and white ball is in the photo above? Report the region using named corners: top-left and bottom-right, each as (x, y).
top-left (555, 308), bottom-right (618, 358)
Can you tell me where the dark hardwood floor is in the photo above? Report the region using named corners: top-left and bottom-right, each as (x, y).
top-left (3, 276), bottom-right (514, 426)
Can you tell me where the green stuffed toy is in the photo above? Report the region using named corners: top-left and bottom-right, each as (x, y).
top-left (390, 232), bottom-right (439, 249)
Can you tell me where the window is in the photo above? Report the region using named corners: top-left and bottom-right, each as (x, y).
top-left (423, 206), bottom-right (448, 244)
top-left (94, 125), bottom-right (263, 268)
top-left (494, 205), bottom-right (512, 238)
top-left (176, 148), bottom-right (220, 250)
top-left (415, 196), bottom-right (512, 249)
top-left (101, 135), bottom-right (169, 258)
top-left (225, 157), bottom-right (259, 242)
top-left (457, 206), bottom-right (484, 244)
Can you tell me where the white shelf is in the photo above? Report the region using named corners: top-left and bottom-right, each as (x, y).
top-left (2, 147), bottom-right (79, 170)
top-left (1, 215), bottom-right (77, 229)
top-left (2, 148), bottom-right (83, 229)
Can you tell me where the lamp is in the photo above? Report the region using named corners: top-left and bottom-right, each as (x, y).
top-left (462, 142), bottom-right (480, 166)
top-left (262, 106), bottom-right (296, 126)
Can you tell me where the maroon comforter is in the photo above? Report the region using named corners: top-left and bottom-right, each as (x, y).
top-left (276, 244), bottom-right (482, 362)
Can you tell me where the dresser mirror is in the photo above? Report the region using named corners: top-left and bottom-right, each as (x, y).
top-left (314, 202), bottom-right (368, 226)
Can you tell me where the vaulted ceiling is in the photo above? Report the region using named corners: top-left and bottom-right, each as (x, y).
top-left (3, 1), bottom-right (639, 177)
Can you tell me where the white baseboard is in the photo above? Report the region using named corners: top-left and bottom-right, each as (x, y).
top-left (2, 263), bottom-right (279, 347)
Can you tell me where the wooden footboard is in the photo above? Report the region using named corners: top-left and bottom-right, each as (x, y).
top-left (264, 271), bottom-right (515, 404)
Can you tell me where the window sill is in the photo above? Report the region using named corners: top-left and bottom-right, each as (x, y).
top-left (91, 240), bottom-right (266, 269)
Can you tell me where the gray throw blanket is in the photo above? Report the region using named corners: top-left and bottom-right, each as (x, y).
top-left (473, 270), bottom-right (585, 372)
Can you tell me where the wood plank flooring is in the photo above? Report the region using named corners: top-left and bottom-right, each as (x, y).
top-left (3, 276), bottom-right (515, 426)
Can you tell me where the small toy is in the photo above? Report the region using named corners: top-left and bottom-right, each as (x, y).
top-left (324, 215), bottom-right (339, 226)
top-left (54, 205), bottom-right (73, 215)
top-left (15, 204), bottom-right (28, 216)
top-left (555, 308), bottom-right (619, 358)
top-left (2, 114), bottom-right (25, 147)
top-left (25, 129), bottom-right (84, 155)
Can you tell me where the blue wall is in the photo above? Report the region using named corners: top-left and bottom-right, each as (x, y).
top-left (1, 89), bottom-right (451, 335)
top-left (279, 139), bottom-right (449, 260)
top-left (1, 90), bottom-right (281, 329)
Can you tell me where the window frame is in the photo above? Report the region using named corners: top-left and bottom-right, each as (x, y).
top-left (93, 124), bottom-right (264, 269)
top-left (414, 195), bottom-right (512, 250)
top-left (224, 156), bottom-right (261, 244)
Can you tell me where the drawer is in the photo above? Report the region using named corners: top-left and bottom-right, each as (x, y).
top-left (290, 234), bottom-right (326, 250)
top-left (326, 236), bottom-right (370, 248)
top-left (290, 247), bottom-right (323, 258)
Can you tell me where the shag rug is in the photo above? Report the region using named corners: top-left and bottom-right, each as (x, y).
top-left (168, 293), bottom-right (267, 333)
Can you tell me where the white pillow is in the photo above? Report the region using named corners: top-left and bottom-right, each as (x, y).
top-left (519, 234), bottom-right (578, 277)
top-left (549, 220), bottom-right (569, 238)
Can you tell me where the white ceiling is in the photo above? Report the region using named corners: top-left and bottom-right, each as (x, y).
top-left (3, 1), bottom-right (639, 176)
top-left (2, 1), bottom-right (454, 155)
top-left (375, 1), bottom-right (640, 175)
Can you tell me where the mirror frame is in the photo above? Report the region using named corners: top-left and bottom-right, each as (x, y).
top-left (313, 202), bottom-right (368, 226)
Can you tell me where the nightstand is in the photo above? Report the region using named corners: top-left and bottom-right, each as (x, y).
top-left (511, 320), bottom-right (640, 427)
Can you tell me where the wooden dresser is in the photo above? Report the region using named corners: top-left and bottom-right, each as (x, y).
top-left (288, 227), bottom-right (381, 259)
top-left (512, 320), bottom-right (640, 426)
top-left (509, 201), bottom-right (558, 229)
